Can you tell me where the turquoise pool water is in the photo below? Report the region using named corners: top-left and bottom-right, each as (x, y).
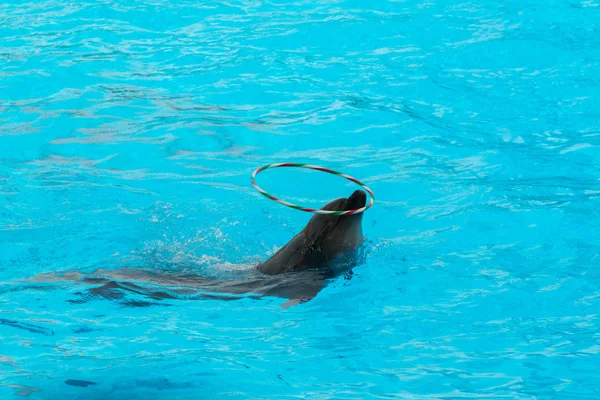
top-left (1, 0), bottom-right (600, 398)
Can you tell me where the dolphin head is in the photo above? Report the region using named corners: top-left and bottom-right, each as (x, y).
top-left (258, 190), bottom-right (368, 276)
top-left (302, 189), bottom-right (367, 266)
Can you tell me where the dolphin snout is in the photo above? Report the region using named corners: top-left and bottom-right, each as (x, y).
top-left (346, 190), bottom-right (367, 210)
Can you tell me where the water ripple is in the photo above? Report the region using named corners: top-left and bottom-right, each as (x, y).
top-left (1, 0), bottom-right (600, 398)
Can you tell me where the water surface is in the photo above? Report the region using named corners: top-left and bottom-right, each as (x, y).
top-left (1, 0), bottom-right (600, 398)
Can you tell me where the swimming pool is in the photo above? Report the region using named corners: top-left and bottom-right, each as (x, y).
top-left (1, 0), bottom-right (599, 398)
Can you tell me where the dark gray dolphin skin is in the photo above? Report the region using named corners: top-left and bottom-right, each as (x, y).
top-left (24, 190), bottom-right (368, 308)
top-left (259, 189), bottom-right (366, 275)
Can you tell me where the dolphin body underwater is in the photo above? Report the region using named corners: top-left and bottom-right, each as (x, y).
top-left (26, 190), bottom-right (368, 308)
